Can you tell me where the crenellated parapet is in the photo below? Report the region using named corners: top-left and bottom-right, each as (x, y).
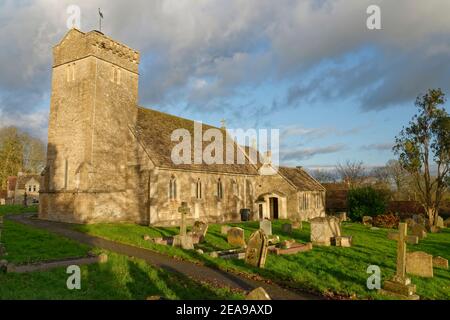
top-left (53, 29), bottom-right (140, 73)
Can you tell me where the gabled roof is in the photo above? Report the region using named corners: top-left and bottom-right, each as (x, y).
top-left (133, 107), bottom-right (259, 175)
top-left (16, 175), bottom-right (41, 189)
top-left (278, 167), bottom-right (325, 191)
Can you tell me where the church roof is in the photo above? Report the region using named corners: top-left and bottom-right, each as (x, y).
top-left (16, 175), bottom-right (41, 190)
top-left (133, 107), bottom-right (260, 175)
top-left (278, 167), bottom-right (325, 191)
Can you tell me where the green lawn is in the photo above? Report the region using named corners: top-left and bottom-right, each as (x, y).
top-left (0, 204), bottom-right (38, 216)
top-left (73, 220), bottom-right (450, 300)
top-left (0, 211), bottom-right (243, 300)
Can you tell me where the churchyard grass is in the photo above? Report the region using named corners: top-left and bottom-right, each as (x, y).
top-left (0, 204), bottom-right (38, 216)
top-left (73, 221), bottom-right (450, 300)
top-left (0, 219), bottom-right (243, 300)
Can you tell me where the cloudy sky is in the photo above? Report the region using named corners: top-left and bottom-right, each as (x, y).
top-left (1, 0), bottom-right (450, 169)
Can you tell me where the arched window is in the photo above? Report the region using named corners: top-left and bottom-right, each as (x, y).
top-left (169, 176), bottom-right (177, 200)
top-left (112, 67), bottom-right (121, 84)
top-left (196, 178), bottom-right (202, 199)
top-left (217, 178), bottom-right (223, 199)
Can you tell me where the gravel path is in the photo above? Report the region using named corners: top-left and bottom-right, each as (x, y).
top-left (8, 214), bottom-right (323, 300)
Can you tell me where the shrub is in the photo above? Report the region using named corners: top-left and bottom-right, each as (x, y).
top-left (347, 187), bottom-right (389, 222)
top-left (372, 213), bottom-right (400, 229)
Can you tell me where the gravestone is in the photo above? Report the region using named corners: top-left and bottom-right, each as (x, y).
top-left (310, 216), bottom-right (341, 246)
top-left (292, 220), bottom-right (302, 230)
top-left (413, 214), bottom-right (426, 226)
top-left (336, 212), bottom-right (347, 222)
top-left (410, 224), bottom-right (427, 240)
top-left (405, 218), bottom-right (416, 228)
top-left (174, 202), bottom-right (194, 250)
top-left (227, 227), bottom-right (246, 248)
top-left (433, 256), bottom-right (448, 269)
top-left (245, 230), bottom-right (269, 268)
top-left (246, 287), bottom-right (271, 300)
top-left (189, 221), bottom-right (208, 243)
top-left (269, 242), bottom-right (312, 255)
top-left (259, 220), bottom-right (272, 236)
top-left (436, 216), bottom-right (444, 228)
top-left (380, 223), bottom-right (419, 300)
top-left (332, 236), bottom-right (352, 247)
top-left (281, 223), bottom-right (292, 234)
top-left (221, 225), bottom-right (231, 235)
top-left (406, 251), bottom-right (433, 278)
top-left (444, 217), bottom-right (450, 228)
top-left (362, 216), bottom-right (373, 226)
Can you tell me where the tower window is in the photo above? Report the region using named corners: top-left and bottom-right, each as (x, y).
top-left (196, 179), bottom-right (202, 199)
top-left (169, 176), bottom-right (177, 200)
top-left (217, 179), bottom-right (223, 199)
top-left (66, 63), bottom-right (75, 82)
top-left (112, 67), bottom-right (121, 84)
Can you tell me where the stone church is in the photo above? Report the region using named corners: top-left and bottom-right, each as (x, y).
top-left (39, 29), bottom-right (325, 226)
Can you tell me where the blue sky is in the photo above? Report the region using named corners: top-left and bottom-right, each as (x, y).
top-left (1, 0), bottom-right (449, 169)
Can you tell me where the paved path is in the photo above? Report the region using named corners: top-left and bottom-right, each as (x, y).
top-left (8, 214), bottom-right (322, 300)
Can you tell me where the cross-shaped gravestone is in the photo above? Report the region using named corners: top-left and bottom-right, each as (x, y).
top-left (380, 223), bottom-right (419, 299)
top-left (393, 223), bottom-right (408, 283)
top-left (178, 202), bottom-right (190, 237)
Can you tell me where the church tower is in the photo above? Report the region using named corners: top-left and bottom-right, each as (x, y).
top-left (40, 29), bottom-right (140, 222)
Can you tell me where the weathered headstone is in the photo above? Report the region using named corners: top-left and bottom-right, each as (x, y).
top-left (292, 220), bottom-right (302, 230)
top-left (444, 217), bottom-right (450, 228)
top-left (433, 256), bottom-right (448, 269)
top-left (332, 236), bottom-right (352, 247)
top-left (336, 212), bottom-right (347, 222)
top-left (221, 225), bottom-right (231, 235)
top-left (259, 219), bottom-right (272, 236)
top-left (310, 216), bottom-right (341, 246)
top-left (410, 224), bottom-right (427, 240)
top-left (436, 216), bottom-right (444, 228)
top-left (269, 242), bottom-right (312, 255)
top-left (414, 214), bottom-right (426, 226)
top-left (281, 223), bottom-right (292, 234)
top-left (406, 251), bottom-right (433, 278)
top-left (245, 230), bottom-right (268, 268)
top-left (188, 221), bottom-right (208, 243)
top-left (429, 226), bottom-right (441, 233)
top-left (380, 223), bottom-right (419, 300)
top-left (174, 202), bottom-right (195, 250)
top-left (246, 287), bottom-right (271, 300)
top-left (405, 218), bottom-right (416, 228)
top-left (227, 227), bottom-right (246, 248)
top-left (362, 216), bottom-right (373, 226)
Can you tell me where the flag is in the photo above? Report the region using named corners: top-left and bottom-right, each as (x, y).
top-left (99, 8), bottom-right (104, 19)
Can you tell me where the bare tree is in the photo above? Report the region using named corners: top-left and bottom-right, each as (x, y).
top-left (309, 169), bottom-right (338, 183)
top-left (335, 160), bottom-right (366, 187)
